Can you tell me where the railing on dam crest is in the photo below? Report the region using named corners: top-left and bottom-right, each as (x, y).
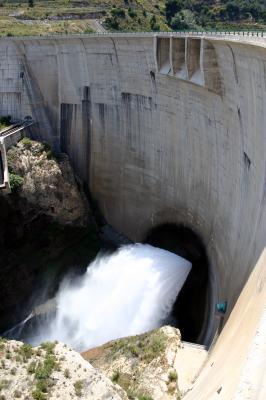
top-left (2, 30), bottom-right (266, 43)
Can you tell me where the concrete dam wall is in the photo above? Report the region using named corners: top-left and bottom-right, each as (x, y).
top-left (1, 33), bottom-right (266, 399)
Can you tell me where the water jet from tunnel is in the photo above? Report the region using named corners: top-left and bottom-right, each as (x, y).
top-left (14, 244), bottom-right (192, 351)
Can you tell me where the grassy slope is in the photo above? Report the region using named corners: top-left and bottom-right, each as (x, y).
top-left (0, 0), bottom-right (168, 36)
top-left (0, 0), bottom-right (265, 37)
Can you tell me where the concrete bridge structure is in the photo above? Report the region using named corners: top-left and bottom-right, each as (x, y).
top-left (0, 32), bottom-right (266, 399)
top-left (0, 123), bottom-right (33, 191)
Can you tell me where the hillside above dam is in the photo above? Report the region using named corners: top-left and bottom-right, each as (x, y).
top-left (0, 0), bottom-right (266, 36)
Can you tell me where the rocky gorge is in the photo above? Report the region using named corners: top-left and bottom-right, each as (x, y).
top-left (0, 326), bottom-right (191, 400)
top-left (0, 138), bottom-right (205, 400)
top-left (0, 138), bottom-right (99, 332)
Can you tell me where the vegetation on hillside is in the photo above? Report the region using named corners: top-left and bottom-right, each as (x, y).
top-left (82, 326), bottom-right (181, 400)
top-left (103, 1), bottom-right (168, 31)
top-left (0, 0), bottom-right (265, 36)
top-left (0, 0), bottom-right (168, 36)
top-left (165, 0), bottom-right (266, 31)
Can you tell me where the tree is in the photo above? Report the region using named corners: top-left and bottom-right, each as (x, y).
top-left (128, 8), bottom-right (137, 18)
top-left (171, 10), bottom-right (196, 30)
top-left (226, 3), bottom-right (240, 20)
top-left (165, 0), bottom-right (184, 22)
top-left (110, 8), bottom-right (126, 18)
top-left (150, 15), bottom-right (160, 31)
top-left (219, 7), bottom-right (227, 21)
top-left (171, 13), bottom-right (189, 30)
top-left (28, 0), bottom-right (34, 7)
top-left (105, 16), bottom-right (119, 30)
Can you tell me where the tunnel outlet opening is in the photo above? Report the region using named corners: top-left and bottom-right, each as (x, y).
top-left (144, 224), bottom-right (210, 345)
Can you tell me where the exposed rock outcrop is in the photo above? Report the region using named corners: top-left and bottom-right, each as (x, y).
top-left (82, 326), bottom-right (182, 400)
top-left (0, 338), bottom-right (128, 400)
top-left (7, 138), bottom-right (88, 227)
top-left (0, 138), bottom-right (99, 332)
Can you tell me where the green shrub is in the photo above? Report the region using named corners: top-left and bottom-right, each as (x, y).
top-left (74, 380), bottom-right (83, 397)
top-left (27, 361), bottom-right (37, 374)
top-left (64, 368), bottom-right (70, 379)
top-left (35, 354), bottom-right (57, 379)
top-left (35, 380), bottom-right (48, 393)
top-left (105, 16), bottom-right (120, 30)
top-left (111, 7), bottom-right (125, 18)
top-left (18, 343), bottom-right (33, 361)
top-left (40, 342), bottom-right (55, 355)
top-left (150, 15), bottom-right (160, 31)
top-left (168, 370), bottom-right (177, 382)
top-left (128, 7), bottom-right (137, 18)
top-left (15, 355), bottom-right (21, 362)
top-left (112, 330), bottom-right (166, 363)
top-left (9, 173), bottom-right (24, 192)
top-left (111, 370), bottom-right (120, 383)
top-left (32, 390), bottom-right (46, 400)
top-left (32, 351), bottom-right (57, 399)
top-left (6, 148), bottom-right (17, 170)
top-left (21, 137), bottom-right (33, 149)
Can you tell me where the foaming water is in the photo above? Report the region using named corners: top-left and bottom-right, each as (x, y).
top-left (27, 244), bottom-right (192, 351)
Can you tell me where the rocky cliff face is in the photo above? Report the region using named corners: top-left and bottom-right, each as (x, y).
top-left (0, 138), bottom-right (99, 333)
top-left (82, 326), bottom-right (182, 400)
top-left (7, 138), bottom-right (88, 227)
top-left (0, 339), bottom-right (128, 400)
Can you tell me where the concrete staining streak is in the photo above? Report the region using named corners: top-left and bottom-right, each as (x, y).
top-left (1, 33), bottom-right (266, 399)
top-left (227, 44), bottom-right (239, 84)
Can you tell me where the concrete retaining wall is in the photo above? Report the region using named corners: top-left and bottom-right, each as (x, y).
top-left (3, 129), bottom-right (23, 150)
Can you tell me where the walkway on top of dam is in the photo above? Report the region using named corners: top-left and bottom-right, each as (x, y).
top-left (3, 30), bottom-right (266, 48)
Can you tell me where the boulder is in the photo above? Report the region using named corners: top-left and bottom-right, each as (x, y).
top-left (6, 138), bottom-right (88, 226)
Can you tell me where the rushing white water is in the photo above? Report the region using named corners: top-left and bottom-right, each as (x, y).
top-left (29, 244), bottom-right (192, 351)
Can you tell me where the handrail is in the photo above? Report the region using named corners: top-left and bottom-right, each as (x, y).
top-left (0, 30), bottom-right (266, 41)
